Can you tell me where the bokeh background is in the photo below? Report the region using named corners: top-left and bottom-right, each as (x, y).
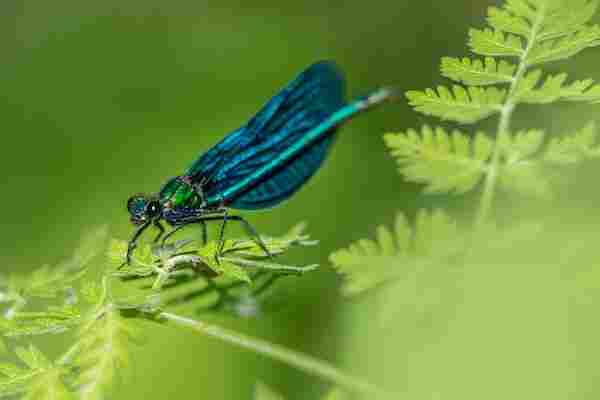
top-left (2, 0), bottom-right (600, 399)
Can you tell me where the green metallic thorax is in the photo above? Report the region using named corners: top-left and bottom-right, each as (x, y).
top-left (159, 177), bottom-right (203, 209)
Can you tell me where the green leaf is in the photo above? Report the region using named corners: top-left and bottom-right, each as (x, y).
top-left (441, 57), bottom-right (516, 86)
top-left (24, 367), bottom-right (74, 400)
top-left (500, 129), bottom-right (546, 163)
top-left (538, 0), bottom-right (599, 41)
top-left (330, 210), bottom-right (466, 296)
top-left (406, 86), bottom-right (505, 124)
top-left (3, 305), bottom-right (82, 337)
top-left (497, 129), bottom-right (553, 198)
top-left (504, 0), bottom-right (537, 22)
top-left (487, 6), bottom-right (532, 37)
top-left (528, 25), bottom-right (600, 65)
top-left (198, 242), bottom-right (252, 283)
top-left (2, 226), bottom-right (107, 309)
top-left (562, 84), bottom-right (600, 103)
top-left (543, 122), bottom-right (600, 164)
top-left (490, 0), bottom-right (598, 41)
top-left (254, 382), bottom-right (285, 400)
top-left (515, 71), bottom-right (597, 103)
top-left (0, 344), bottom-right (71, 399)
top-left (74, 305), bottom-right (136, 400)
top-left (384, 126), bottom-right (493, 194)
top-left (113, 224), bottom-right (319, 315)
top-left (498, 162), bottom-right (553, 198)
top-left (468, 28), bottom-right (524, 57)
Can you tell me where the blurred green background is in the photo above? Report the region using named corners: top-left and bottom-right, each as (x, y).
top-left (2, 0), bottom-right (600, 399)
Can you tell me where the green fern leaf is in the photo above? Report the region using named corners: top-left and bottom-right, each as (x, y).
top-left (563, 84), bottom-right (600, 103)
top-left (496, 129), bottom-right (552, 198)
top-left (3, 305), bottom-right (82, 337)
top-left (406, 86), bottom-right (505, 123)
top-left (0, 344), bottom-right (72, 399)
top-left (441, 57), bottom-right (516, 86)
top-left (517, 71), bottom-right (597, 103)
top-left (543, 122), bottom-right (600, 164)
top-left (2, 226), bottom-right (108, 314)
top-left (330, 210), bottom-right (465, 296)
top-left (499, 129), bottom-right (545, 163)
top-left (198, 242), bottom-right (252, 283)
top-left (538, 0), bottom-right (599, 41)
top-left (498, 162), bottom-right (553, 198)
top-left (490, 0), bottom-right (598, 41)
top-left (497, 124), bottom-right (600, 197)
top-left (487, 6), bottom-right (532, 37)
top-left (468, 28), bottom-right (525, 57)
top-left (504, 0), bottom-right (537, 21)
top-left (528, 24), bottom-right (600, 65)
top-left (74, 305), bottom-right (136, 400)
top-left (24, 367), bottom-right (74, 400)
top-left (384, 126), bottom-right (493, 194)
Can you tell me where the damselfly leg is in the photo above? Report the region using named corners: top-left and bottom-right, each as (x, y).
top-left (120, 220), bottom-right (152, 269)
top-left (161, 220), bottom-right (208, 246)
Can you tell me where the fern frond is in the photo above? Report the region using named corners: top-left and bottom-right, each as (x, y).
top-left (497, 124), bottom-right (600, 197)
top-left (515, 70), bottom-right (599, 103)
top-left (330, 210), bottom-right (464, 296)
top-left (543, 122), bottom-right (600, 164)
top-left (538, 0), bottom-right (599, 41)
top-left (499, 129), bottom-right (545, 163)
top-left (563, 84), bottom-right (600, 103)
top-left (2, 226), bottom-right (108, 314)
top-left (488, 0), bottom-right (599, 41)
top-left (504, 0), bottom-right (537, 21)
top-left (441, 57), bottom-right (516, 86)
top-left (0, 344), bottom-right (71, 400)
top-left (3, 305), bottom-right (81, 337)
top-left (384, 126), bottom-right (493, 194)
top-left (487, 6), bottom-right (532, 37)
top-left (406, 86), bottom-right (505, 123)
top-left (528, 25), bottom-right (600, 65)
top-left (468, 28), bottom-right (525, 57)
top-left (498, 162), bottom-right (552, 198)
top-left (74, 304), bottom-right (135, 400)
top-left (110, 224), bottom-right (318, 316)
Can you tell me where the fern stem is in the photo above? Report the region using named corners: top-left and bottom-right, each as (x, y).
top-left (475, 4), bottom-right (547, 227)
top-left (158, 311), bottom-right (391, 398)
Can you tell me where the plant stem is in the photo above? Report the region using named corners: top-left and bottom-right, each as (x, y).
top-left (475, 5), bottom-right (547, 227)
top-left (158, 311), bottom-right (391, 398)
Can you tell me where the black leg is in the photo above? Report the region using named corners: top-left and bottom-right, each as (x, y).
top-left (216, 209), bottom-right (230, 261)
top-left (153, 220), bottom-right (166, 243)
top-left (227, 215), bottom-right (272, 259)
top-left (166, 212), bottom-right (271, 261)
top-left (198, 214), bottom-right (272, 260)
top-left (161, 220), bottom-right (208, 246)
top-left (120, 221), bottom-right (152, 269)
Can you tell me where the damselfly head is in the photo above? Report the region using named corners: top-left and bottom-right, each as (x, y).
top-left (127, 194), bottom-right (161, 225)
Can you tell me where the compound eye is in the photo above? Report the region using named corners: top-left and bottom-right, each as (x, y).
top-left (146, 200), bottom-right (160, 217)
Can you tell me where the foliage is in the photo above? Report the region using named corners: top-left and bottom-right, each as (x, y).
top-left (3, 1), bottom-right (600, 399)
top-left (330, 210), bottom-right (464, 296)
top-left (330, 2), bottom-right (600, 397)
top-left (0, 224), bottom-right (320, 399)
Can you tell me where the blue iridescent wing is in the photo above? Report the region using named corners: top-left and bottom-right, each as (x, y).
top-left (185, 61), bottom-right (346, 209)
